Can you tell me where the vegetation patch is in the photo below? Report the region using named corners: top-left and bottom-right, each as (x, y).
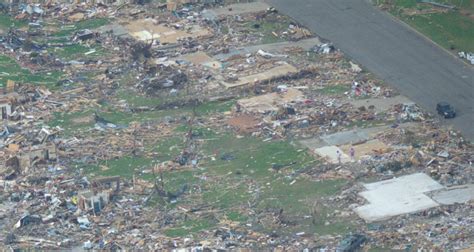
top-left (0, 55), bottom-right (63, 88)
top-left (377, 0), bottom-right (474, 52)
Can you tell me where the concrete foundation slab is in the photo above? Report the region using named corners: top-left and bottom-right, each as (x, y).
top-left (221, 64), bottom-right (298, 88)
top-left (96, 24), bottom-right (130, 38)
top-left (214, 38), bottom-right (321, 61)
top-left (125, 19), bottom-right (211, 43)
top-left (320, 126), bottom-right (388, 146)
top-left (237, 88), bottom-right (304, 113)
top-left (301, 123), bottom-right (420, 151)
top-left (429, 184), bottom-right (474, 205)
top-left (299, 138), bottom-right (326, 150)
top-left (350, 96), bottom-right (412, 113)
top-left (355, 173), bottom-right (444, 222)
top-left (314, 145), bottom-right (350, 164)
top-left (340, 139), bottom-right (390, 160)
top-left (176, 51), bottom-right (222, 69)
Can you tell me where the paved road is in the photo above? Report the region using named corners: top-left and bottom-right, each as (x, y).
top-left (267, 0), bottom-right (474, 140)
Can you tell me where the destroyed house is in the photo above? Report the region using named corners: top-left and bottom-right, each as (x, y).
top-left (74, 29), bottom-right (96, 41)
top-left (17, 144), bottom-right (58, 170)
top-left (92, 176), bottom-right (121, 191)
top-left (0, 94), bottom-right (16, 120)
top-left (0, 81), bottom-right (18, 120)
top-left (2, 80), bottom-right (16, 94)
top-left (77, 176), bottom-right (120, 214)
top-left (78, 190), bottom-right (111, 214)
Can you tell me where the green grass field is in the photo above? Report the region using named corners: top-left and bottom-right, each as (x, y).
top-left (377, 0), bottom-right (474, 52)
top-left (0, 14), bottom-right (26, 29)
top-left (0, 55), bottom-right (63, 88)
top-left (77, 121), bottom-right (352, 238)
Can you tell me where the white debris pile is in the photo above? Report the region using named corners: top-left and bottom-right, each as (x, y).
top-left (458, 51), bottom-right (474, 65)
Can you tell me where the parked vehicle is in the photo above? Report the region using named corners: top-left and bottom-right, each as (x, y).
top-left (436, 102), bottom-right (456, 119)
top-left (337, 234), bottom-right (366, 252)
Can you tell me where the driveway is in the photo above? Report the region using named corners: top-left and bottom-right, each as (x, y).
top-left (267, 0), bottom-right (474, 140)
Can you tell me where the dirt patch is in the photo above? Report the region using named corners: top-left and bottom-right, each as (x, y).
top-left (227, 114), bottom-right (260, 133)
top-left (71, 115), bottom-right (94, 125)
top-left (460, 9), bottom-right (474, 20)
top-left (237, 88), bottom-right (305, 113)
top-left (403, 7), bottom-right (448, 16)
top-left (340, 139), bottom-right (390, 160)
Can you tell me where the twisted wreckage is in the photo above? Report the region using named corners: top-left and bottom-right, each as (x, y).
top-left (0, 0), bottom-right (472, 251)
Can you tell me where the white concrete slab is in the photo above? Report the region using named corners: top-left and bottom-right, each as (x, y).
top-left (174, 51), bottom-right (222, 69)
top-left (300, 123), bottom-right (420, 152)
top-left (125, 19), bottom-right (211, 43)
top-left (430, 184), bottom-right (474, 205)
top-left (221, 64), bottom-right (298, 88)
top-left (237, 88), bottom-right (304, 113)
top-left (214, 38), bottom-right (321, 61)
top-left (314, 145), bottom-right (350, 164)
top-left (96, 24), bottom-right (130, 38)
top-left (320, 126), bottom-right (389, 146)
top-left (350, 96), bottom-right (412, 113)
top-left (355, 173), bottom-right (444, 222)
top-left (299, 138), bottom-right (325, 150)
top-left (340, 139), bottom-right (389, 160)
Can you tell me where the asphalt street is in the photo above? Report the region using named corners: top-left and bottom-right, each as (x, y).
top-left (267, 0), bottom-right (474, 140)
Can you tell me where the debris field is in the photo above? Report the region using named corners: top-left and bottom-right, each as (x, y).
top-left (0, 0), bottom-right (472, 251)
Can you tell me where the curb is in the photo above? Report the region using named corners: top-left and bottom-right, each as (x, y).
top-left (378, 4), bottom-right (472, 68)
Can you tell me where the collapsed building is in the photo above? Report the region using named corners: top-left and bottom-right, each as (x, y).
top-left (0, 0), bottom-right (472, 251)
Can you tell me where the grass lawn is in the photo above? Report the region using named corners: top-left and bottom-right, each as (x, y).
top-left (53, 18), bottom-right (109, 37)
top-left (0, 14), bottom-right (26, 29)
top-left (319, 84), bottom-right (351, 95)
top-left (51, 105), bottom-right (353, 238)
top-left (77, 123), bottom-right (351, 238)
top-left (0, 55), bottom-right (63, 88)
top-left (401, 11), bottom-right (474, 52)
top-left (174, 129), bottom-right (349, 237)
top-left (48, 43), bottom-right (110, 61)
top-left (164, 218), bottom-right (216, 237)
top-left (376, 0), bottom-right (474, 52)
top-left (245, 17), bottom-right (294, 44)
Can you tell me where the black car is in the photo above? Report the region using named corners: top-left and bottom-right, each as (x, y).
top-left (337, 234), bottom-right (366, 252)
top-left (436, 102), bottom-right (456, 119)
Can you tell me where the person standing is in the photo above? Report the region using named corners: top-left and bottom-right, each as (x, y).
top-left (350, 147), bottom-right (355, 161)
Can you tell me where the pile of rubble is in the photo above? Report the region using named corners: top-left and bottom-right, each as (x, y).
top-left (0, 0), bottom-right (472, 251)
